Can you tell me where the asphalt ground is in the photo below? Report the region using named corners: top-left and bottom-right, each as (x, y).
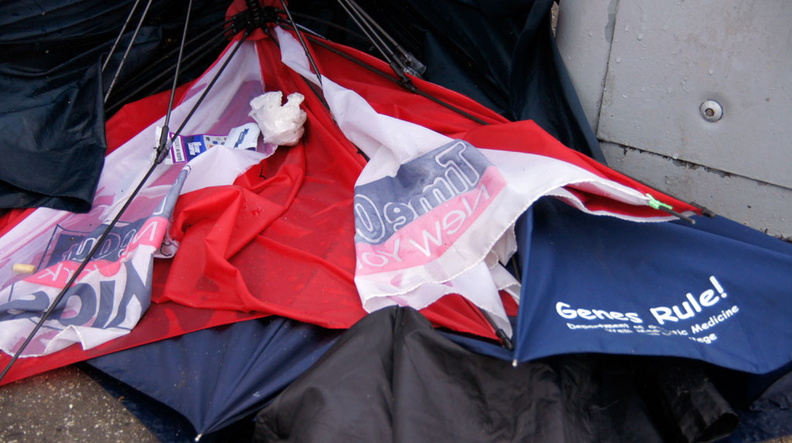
top-left (3, 362), bottom-right (792, 443)
top-left (0, 365), bottom-right (158, 442)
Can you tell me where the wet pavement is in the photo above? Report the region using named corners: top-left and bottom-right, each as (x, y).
top-left (0, 365), bottom-right (158, 442)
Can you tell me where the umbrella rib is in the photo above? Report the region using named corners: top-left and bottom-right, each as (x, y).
top-left (335, 0), bottom-right (407, 75)
top-left (170, 29), bottom-right (252, 143)
top-left (0, 0), bottom-right (196, 384)
top-left (103, 0), bottom-right (155, 104)
top-left (101, 0), bottom-right (144, 73)
top-left (156, 0), bottom-right (194, 162)
top-left (344, 0), bottom-right (425, 77)
top-left (274, 16), bottom-right (510, 348)
top-left (289, 11), bottom-right (369, 42)
top-left (106, 30), bottom-right (230, 116)
top-left (279, 0), bottom-right (323, 86)
top-left (106, 15), bottom-right (235, 99)
top-left (293, 30), bottom-right (490, 126)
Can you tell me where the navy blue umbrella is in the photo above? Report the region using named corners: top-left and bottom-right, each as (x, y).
top-left (88, 317), bottom-right (341, 439)
top-left (511, 197), bottom-right (792, 374)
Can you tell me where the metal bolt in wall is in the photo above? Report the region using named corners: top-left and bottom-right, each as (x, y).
top-left (700, 100), bottom-right (723, 122)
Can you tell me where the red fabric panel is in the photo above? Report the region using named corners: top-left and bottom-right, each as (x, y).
top-left (1, 16), bottom-right (697, 383)
top-left (153, 32), bottom-right (502, 337)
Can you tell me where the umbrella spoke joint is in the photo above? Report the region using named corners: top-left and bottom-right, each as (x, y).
top-left (231, 2), bottom-right (282, 35)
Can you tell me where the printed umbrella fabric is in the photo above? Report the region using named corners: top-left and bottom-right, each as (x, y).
top-left (0, 38), bottom-right (272, 382)
top-left (0, 36), bottom-right (273, 360)
top-left (149, 25), bottom-right (511, 337)
top-left (270, 20), bottom-right (792, 375)
top-left (512, 197), bottom-right (792, 374)
top-left (274, 26), bottom-right (698, 336)
top-left (0, 167), bottom-right (186, 357)
top-left (149, 16), bottom-right (697, 341)
top-left (0, 19), bottom-right (508, 382)
top-left (0, 5), bottom-right (696, 383)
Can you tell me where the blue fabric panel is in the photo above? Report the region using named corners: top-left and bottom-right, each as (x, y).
top-left (88, 317), bottom-right (341, 436)
top-left (513, 198), bottom-right (792, 374)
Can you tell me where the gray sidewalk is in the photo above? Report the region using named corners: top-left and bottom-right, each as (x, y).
top-left (0, 365), bottom-right (158, 442)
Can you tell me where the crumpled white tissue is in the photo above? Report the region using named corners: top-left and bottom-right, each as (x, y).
top-left (249, 91), bottom-right (307, 146)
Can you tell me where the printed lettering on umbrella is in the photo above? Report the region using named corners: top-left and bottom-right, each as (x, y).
top-left (354, 140), bottom-right (506, 276)
top-left (0, 168), bottom-right (188, 357)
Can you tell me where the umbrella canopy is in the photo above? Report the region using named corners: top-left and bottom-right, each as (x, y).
top-left (289, 0), bottom-right (603, 161)
top-left (87, 316), bottom-right (341, 437)
top-left (0, 0), bottom-right (228, 212)
top-left (511, 197), bottom-right (792, 374)
top-left (2, 0), bottom-right (774, 385)
top-left (0, 2), bottom-right (516, 383)
top-left (1, 1), bottom-right (791, 440)
top-left (254, 306), bottom-right (739, 442)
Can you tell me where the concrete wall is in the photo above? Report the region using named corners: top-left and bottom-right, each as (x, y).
top-left (556, 0), bottom-right (792, 240)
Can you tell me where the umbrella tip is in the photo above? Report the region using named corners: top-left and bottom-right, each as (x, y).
top-left (645, 193), bottom-right (696, 224)
top-left (512, 359), bottom-right (518, 368)
top-left (494, 329), bottom-right (514, 351)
